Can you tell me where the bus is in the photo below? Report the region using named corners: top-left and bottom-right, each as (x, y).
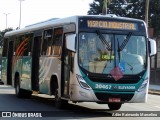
top-left (1, 15), bottom-right (156, 110)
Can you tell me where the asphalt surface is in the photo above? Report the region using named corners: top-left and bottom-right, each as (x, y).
top-left (0, 85), bottom-right (160, 120)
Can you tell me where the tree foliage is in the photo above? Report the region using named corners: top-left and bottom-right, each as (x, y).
top-left (88, 0), bottom-right (104, 15)
top-left (0, 28), bottom-right (13, 37)
top-left (88, 0), bottom-right (130, 16)
top-left (88, 0), bottom-right (160, 35)
top-left (0, 28), bottom-right (13, 46)
top-left (149, 0), bottom-right (160, 35)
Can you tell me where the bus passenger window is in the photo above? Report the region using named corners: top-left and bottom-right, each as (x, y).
top-left (41, 29), bottom-right (53, 56)
top-left (2, 38), bottom-right (8, 57)
top-left (41, 39), bottom-right (47, 55)
top-left (52, 36), bottom-right (62, 56)
top-left (23, 34), bottom-right (33, 56)
top-left (14, 36), bottom-right (23, 56)
top-left (52, 28), bottom-right (63, 56)
top-left (46, 37), bottom-right (52, 56)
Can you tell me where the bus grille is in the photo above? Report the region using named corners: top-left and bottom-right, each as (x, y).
top-left (88, 74), bottom-right (141, 84)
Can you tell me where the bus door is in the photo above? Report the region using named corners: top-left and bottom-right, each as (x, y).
top-left (31, 31), bottom-right (42, 91)
top-left (62, 34), bottom-right (74, 98)
top-left (7, 40), bottom-right (14, 85)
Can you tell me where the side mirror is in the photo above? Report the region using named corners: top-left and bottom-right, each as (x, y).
top-left (66, 34), bottom-right (76, 52)
top-left (149, 38), bottom-right (157, 56)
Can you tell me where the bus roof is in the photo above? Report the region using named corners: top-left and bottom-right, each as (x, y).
top-left (4, 16), bottom-right (78, 37)
top-left (4, 15), bottom-right (145, 37)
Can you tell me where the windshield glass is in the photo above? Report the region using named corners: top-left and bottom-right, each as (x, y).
top-left (78, 32), bottom-right (146, 75)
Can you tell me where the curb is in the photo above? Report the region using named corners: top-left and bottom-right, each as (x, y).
top-left (148, 90), bottom-right (160, 95)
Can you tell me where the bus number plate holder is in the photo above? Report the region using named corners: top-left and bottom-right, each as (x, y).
top-left (109, 98), bottom-right (121, 102)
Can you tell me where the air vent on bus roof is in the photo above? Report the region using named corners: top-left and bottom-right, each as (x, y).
top-left (105, 14), bottom-right (117, 17)
top-left (25, 18), bottom-right (59, 28)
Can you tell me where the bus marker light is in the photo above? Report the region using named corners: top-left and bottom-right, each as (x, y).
top-left (114, 86), bottom-right (117, 90)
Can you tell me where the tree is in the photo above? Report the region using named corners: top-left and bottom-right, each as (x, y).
top-left (88, 0), bottom-right (160, 35)
top-left (125, 0), bottom-right (145, 19)
top-left (0, 28), bottom-right (13, 46)
top-left (0, 28), bottom-right (13, 37)
top-left (149, 0), bottom-right (160, 35)
top-left (108, 0), bottom-right (128, 16)
top-left (88, 0), bottom-right (128, 16)
top-left (88, 0), bottom-right (104, 15)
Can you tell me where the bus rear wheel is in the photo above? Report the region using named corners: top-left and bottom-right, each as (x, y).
top-left (54, 89), bottom-right (68, 109)
top-left (15, 75), bottom-right (32, 98)
top-left (108, 103), bottom-right (122, 110)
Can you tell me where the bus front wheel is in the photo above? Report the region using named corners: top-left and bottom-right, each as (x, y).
top-left (54, 89), bottom-right (68, 109)
top-left (108, 103), bottom-right (122, 110)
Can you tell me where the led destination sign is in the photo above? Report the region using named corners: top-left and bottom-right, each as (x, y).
top-left (87, 20), bottom-right (137, 30)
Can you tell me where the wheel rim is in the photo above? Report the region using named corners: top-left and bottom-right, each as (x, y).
top-left (55, 89), bottom-right (59, 102)
top-left (15, 77), bottom-right (19, 95)
top-left (16, 83), bottom-right (19, 95)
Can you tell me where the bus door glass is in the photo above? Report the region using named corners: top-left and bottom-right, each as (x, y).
top-left (31, 31), bottom-right (42, 91)
top-left (62, 34), bottom-right (74, 97)
top-left (7, 40), bottom-right (14, 85)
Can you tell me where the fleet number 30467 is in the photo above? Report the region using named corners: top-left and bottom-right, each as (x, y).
top-left (95, 84), bottom-right (112, 89)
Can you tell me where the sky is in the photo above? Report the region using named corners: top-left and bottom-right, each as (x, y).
top-left (0, 0), bottom-right (93, 31)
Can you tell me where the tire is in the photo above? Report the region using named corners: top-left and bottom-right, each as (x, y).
top-left (108, 103), bottom-right (122, 110)
top-left (54, 89), bottom-right (68, 109)
top-left (15, 75), bottom-right (22, 98)
top-left (50, 78), bottom-right (57, 95)
top-left (15, 75), bottom-right (32, 98)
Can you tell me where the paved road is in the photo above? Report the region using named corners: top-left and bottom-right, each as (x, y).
top-left (0, 85), bottom-right (159, 120)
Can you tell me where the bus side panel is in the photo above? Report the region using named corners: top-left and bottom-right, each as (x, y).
top-left (39, 57), bottom-right (61, 94)
top-left (1, 57), bottom-right (7, 85)
top-left (21, 57), bottom-right (32, 90)
top-left (13, 57), bottom-right (23, 86)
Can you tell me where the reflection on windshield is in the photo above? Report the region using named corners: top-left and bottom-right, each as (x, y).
top-left (78, 32), bottom-right (146, 75)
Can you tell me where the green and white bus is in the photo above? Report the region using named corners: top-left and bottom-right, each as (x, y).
top-left (1, 15), bottom-right (156, 110)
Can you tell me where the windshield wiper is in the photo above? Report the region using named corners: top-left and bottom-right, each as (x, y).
top-left (119, 32), bottom-right (132, 51)
top-left (117, 32), bottom-right (132, 64)
top-left (117, 38), bottom-right (121, 63)
top-left (96, 30), bottom-right (111, 51)
top-left (96, 30), bottom-right (113, 62)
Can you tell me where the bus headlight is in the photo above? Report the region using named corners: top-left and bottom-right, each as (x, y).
top-left (137, 78), bottom-right (148, 92)
top-left (76, 75), bottom-right (91, 90)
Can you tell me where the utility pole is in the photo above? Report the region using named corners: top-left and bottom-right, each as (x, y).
top-left (18, 0), bottom-right (25, 29)
top-left (102, 0), bottom-right (107, 15)
top-left (102, 0), bottom-right (111, 15)
top-left (3, 13), bottom-right (10, 29)
top-left (145, 0), bottom-right (149, 27)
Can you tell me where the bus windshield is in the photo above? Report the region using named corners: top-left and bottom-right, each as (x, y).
top-left (78, 32), bottom-right (146, 75)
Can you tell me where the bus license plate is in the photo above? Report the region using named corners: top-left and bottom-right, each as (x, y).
top-left (109, 98), bottom-right (121, 102)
